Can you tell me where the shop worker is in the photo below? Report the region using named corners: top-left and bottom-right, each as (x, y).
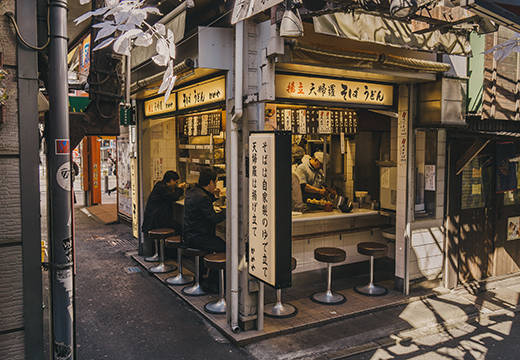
top-left (295, 151), bottom-right (328, 200)
top-left (183, 167), bottom-right (226, 253)
top-left (291, 145), bottom-right (306, 212)
top-left (142, 170), bottom-right (185, 252)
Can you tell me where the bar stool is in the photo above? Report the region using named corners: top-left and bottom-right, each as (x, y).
top-left (148, 228), bottom-right (177, 274)
top-left (203, 253), bottom-right (226, 314)
top-left (144, 238), bottom-right (160, 262)
top-left (354, 242), bottom-right (388, 296)
top-left (265, 257), bottom-right (297, 318)
top-left (311, 247), bottom-right (346, 305)
top-left (182, 248), bottom-right (209, 296)
top-left (165, 236), bottom-right (194, 286)
top-left (382, 227), bottom-right (396, 242)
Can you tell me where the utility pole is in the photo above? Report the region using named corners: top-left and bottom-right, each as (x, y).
top-left (47, 0), bottom-right (74, 359)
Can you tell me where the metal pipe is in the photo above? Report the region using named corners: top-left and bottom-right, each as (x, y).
top-left (126, 55), bottom-right (131, 105)
top-left (257, 282), bottom-right (264, 331)
top-left (369, 256), bottom-right (374, 285)
top-left (229, 20), bottom-right (244, 334)
top-left (159, 0), bottom-right (194, 25)
top-left (326, 263), bottom-right (332, 293)
top-left (403, 84), bottom-right (415, 296)
top-left (47, 0), bottom-right (74, 358)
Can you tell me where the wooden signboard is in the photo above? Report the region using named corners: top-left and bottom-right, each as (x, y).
top-left (248, 131), bottom-right (292, 288)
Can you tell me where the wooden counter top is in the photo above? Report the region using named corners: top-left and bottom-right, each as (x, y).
top-left (291, 208), bottom-right (379, 222)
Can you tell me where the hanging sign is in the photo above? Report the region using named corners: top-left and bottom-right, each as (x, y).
top-left (144, 95), bottom-right (176, 117)
top-left (248, 131), bottom-right (292, 288)
top-left (275, 74), bottom-right (394, 107)
top-left (177, 76), bottom-right (226, 110)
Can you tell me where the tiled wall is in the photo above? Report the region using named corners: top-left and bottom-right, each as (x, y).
top-left (292, 229), bottom-right (389, 273)
top-left (409, 129), bottom-right (447, 280)
top-left (409, 227), bottom-right (444, 280)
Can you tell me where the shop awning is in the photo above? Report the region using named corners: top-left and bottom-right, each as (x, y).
top-left (462, 0), bottom-right (520, 33)
top-left (467, 117), bottom-right (520, 137)
top-left (313, 12), bottom-right (472, 56)
top-left (290, 45), bottom-right (451, 74)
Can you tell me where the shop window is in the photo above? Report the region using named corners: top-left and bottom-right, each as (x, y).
top-left (415, 130), bottom-right (437, 218)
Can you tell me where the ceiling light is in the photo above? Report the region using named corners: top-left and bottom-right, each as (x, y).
top-left (389, 0), bottom-right (417, 18)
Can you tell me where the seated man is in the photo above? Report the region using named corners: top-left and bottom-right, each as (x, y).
top-left (183, 167), bottom-right (226, 253)
top-left (141, 170), bottom-right (185, 254)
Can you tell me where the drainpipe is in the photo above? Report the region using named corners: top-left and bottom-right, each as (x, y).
top-left (47, 0), bottom-right (74, 358)
top-left (229, 20), bottom-right (244, 333)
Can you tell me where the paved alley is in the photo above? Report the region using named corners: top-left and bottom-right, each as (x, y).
top-left (73, 209), bottom-right (250, 360)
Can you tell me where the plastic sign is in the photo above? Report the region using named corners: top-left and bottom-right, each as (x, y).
top-left (275, 74), bottom-right (394, 107)
top-left (248, 131), bottom-right (292, 288)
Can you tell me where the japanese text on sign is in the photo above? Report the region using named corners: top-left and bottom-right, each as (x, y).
top-left (177, 77), bottom-right (226, 110)
top-left (144, 95), bottom-right (176, 117)
top-left (275, 74), bottom-right (394, 107)
top-left (249, 133), bottom-right (276, 285)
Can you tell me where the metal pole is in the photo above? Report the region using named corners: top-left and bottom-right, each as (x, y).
top-left (257, 282), bottom-right (264, 331)
top-left (47, 1), bottom-right (74, 359)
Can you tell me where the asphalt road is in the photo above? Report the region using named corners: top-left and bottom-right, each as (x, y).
top-left (74, 209), bottom-right (250, 360)
top-left (348, 310), bottom-right (520, 360)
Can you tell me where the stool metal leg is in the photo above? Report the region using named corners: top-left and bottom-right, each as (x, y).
top-left (265, 288), bottom-right (297, 318)
top-left (166, 248), bottom-right (194, 286)
top-left (149, 238), bottom-right (176, 274)
top-left (204, 268), bottom-right (226, 314)
top-left (354, 256), bottom-right (388, 296)
top-left (182, 256), bottom-right (207, 296)
top-left (144, 239), bottom-right (160, 262)
top-left (311, 263), bottom-right (346, 305)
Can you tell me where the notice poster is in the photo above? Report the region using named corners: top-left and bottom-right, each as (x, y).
top-left (507, 216), bottom-right (520, 241)
top-left (117, 136), bottom-right (132, 219)
top-left (248, 131), bottom-right (292, 289)
top-left (424, 165), bottom-right (436, 191)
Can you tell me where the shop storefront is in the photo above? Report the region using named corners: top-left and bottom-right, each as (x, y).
top-left (265, 72), bottom-right (396, 275)
top-left (140, 74), bottom-right (227, 203)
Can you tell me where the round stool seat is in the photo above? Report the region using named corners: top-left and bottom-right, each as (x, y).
top-left (291, 257), bottom-right (297, 271)
top-left (204, 253), bottom-right (226, 270)
top-left (165, 235), bottom-right (182, 248)
top-left (148, 228), bottom-right (176, 238)
top-left (382, 228), bottom-right (396, 241)
top-left (183, 248), bottom-right (208, 257)
top-left (314, 247), bottom-right (346, 263)
top-left (357, 242), bottom-right (387, 257)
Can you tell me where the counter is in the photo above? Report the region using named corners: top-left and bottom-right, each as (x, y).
top-left (174, 200), bottom-right (393, 273)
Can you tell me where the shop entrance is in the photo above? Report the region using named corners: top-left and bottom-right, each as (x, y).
top-left (448, 137), bottom-right (520, 285)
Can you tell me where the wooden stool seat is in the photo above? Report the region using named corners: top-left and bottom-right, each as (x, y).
top-left (204, 253), bottom-right (226, 270)
top-left (357, 242), bottom-right (387, 257)
top-left (183, 248), bottom-right (208, 257)
top-left (148, 228), bottom-right (176, 238)
top-left (165, 235), bottom-right (182, 248)
top-left (314, 247), bottom-right (346, 263)
top-left (381, 228), bottom-right (396, 241)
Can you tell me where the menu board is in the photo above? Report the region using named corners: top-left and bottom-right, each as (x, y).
top-left (180, 111), bottom-right (222, 136)
top-left (275, 107), bottom-right (358, 135)
top-left (248, 131), bottom-right (292, 288)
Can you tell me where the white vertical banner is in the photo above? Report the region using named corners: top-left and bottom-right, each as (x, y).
top-left (249, 133), bottom-right (276, 286)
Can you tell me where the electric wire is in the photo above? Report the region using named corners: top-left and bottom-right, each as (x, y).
top-left (4, 2), bottom-right (50, 51)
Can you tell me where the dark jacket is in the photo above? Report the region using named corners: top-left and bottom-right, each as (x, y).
top-left (183, 184), bottom-right (225, 249)
top-left (142, 181), bottom-right (183, 234)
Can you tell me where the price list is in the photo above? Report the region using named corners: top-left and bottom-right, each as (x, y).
top-left (275, 108), bottom-right (358, 135)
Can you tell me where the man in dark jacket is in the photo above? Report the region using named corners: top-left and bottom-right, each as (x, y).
top-left (142, 171), bottom-right (184, 252)
top-left (183, 167), bottom-right (225, 253)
